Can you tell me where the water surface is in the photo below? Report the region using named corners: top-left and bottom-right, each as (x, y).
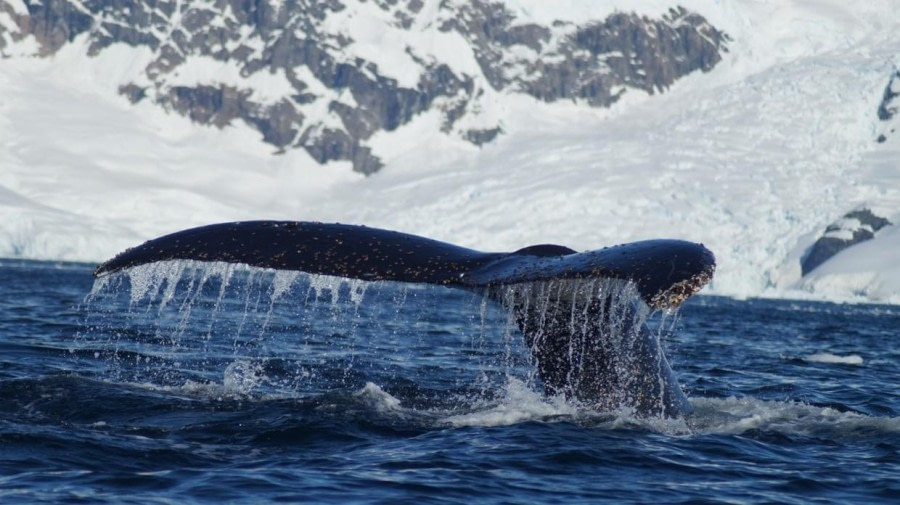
top-left (0, 260), bottom-right (897, 503)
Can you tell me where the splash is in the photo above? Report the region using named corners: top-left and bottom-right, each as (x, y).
top-left (494, 278), bottom-right (688, 417)
top-left (354, 382), bottom-right (403, 412)
top-left (223, 360), bottom-right (267, 394)
top-left (80, 261), bottom-right (690, 420)
top-left (81, 262), bottom-right (386, 390)
top-left (442, 377), bottom-right (578, 427)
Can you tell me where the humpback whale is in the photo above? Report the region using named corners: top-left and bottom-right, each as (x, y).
top-left (95, 221), bottom-right (715, 417)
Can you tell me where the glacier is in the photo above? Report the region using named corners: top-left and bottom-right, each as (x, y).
top-left (1, 0), bottom-right (899, 304)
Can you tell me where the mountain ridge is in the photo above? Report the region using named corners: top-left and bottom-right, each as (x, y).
top-left (0, 0), bottom-right (727, 173)
top-left (1, 0), bottom-right (900, 304)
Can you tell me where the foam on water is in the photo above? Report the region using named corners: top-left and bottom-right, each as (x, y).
top-left (334, 376), bottom-right (692, 435)
top-left (442, 377), bottom-right (578, 428)
top-left (805, 352), bottom-right (865, 365)
top-left (354, 382), bottom-right (404, 412)
top-left (434, 380), bottom-right (900, 438)
top-left (689, 396), bottom-right (900, 437)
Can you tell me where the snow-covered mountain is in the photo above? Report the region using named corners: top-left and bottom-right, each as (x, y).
top-left (1, 0), bottom-right (899, 304)
top-left (0, 0), bottom-right (727, 173)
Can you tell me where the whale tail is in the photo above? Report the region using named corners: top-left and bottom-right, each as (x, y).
top-left (95, 221), bottom-right (715, 309)
top-left (95, 221), bottom-right (714, 416)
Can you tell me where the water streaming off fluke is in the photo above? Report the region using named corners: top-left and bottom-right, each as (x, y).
top-left (82, 260), bottom-right (688, 417)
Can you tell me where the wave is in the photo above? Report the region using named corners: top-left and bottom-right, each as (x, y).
top-left (804, 353), bottom-right (864, 365)
top-left (3, 370), bottom-right (898, 465)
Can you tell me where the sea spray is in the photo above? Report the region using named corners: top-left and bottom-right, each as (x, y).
top-left (81, 264), bottom-right (509, 399)
top-left (82, 261), bottom-right (685, 417)
top-left (494, 277), bottom-right (687, 417)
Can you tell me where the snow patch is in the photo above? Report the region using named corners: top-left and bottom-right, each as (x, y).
top-left (5, 0), bottom-right (28, 16)
top-left (798, 224), bottom-right (900, 303)
top-left (164, 55), bottom-right (296, 105)
top-left (320, 1), bottom-right (423, 89)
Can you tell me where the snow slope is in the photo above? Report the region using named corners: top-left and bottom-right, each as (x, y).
top-left (1, 0), bottom-right (899, 304)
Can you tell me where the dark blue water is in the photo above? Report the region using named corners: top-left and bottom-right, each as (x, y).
top-left (1, 259), bottom-right (898, 504)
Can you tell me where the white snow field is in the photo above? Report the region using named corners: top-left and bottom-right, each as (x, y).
top-left (1, 0), bottom-right (899, 303)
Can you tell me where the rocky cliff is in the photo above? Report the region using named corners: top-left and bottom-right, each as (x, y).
top-left (801, 208), bottom-right (893, 276)
top-left (876, 70), bottom-right (900, 143)
top-left (0, 0), bottom-right (728, 174)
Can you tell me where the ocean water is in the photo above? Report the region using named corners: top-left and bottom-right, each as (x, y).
top-left (1, 259), bottom-right (898, 504)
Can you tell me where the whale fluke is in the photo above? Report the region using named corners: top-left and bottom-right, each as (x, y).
top-left (95, 221), bottom-right (715, 417)
top-left (94, 221), bottom-right (714, 310)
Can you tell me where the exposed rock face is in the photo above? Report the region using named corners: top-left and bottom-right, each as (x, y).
top-left (876, 70), bottom-right (900, 143)
top-left (445, 5), bottom-right (727, 106)
top-left (801, 208), bottom-right (892, 276)
top-left (0, 1), bottom-right (729, 174)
